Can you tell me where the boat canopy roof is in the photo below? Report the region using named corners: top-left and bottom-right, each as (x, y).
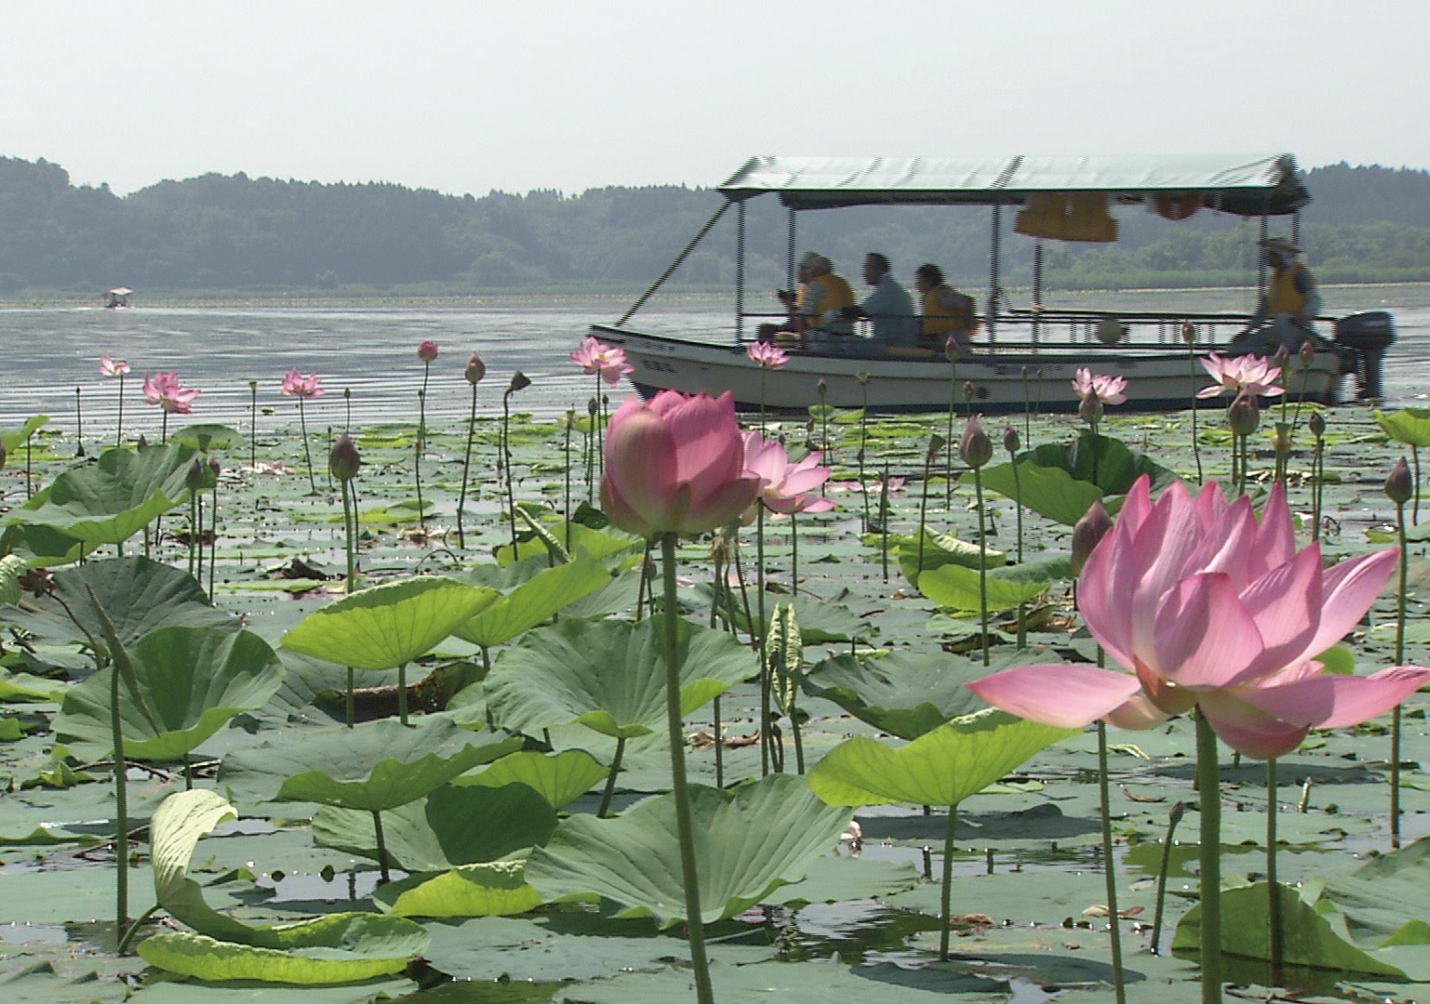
top-left (718, 154), bottom-right (1308, 216)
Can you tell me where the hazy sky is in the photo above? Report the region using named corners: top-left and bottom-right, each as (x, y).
top-left (5, 1), bottom-right (1428, 198)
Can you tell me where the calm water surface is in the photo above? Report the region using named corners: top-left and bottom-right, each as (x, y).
top-left (1, 286), bottom-right (1426, 434)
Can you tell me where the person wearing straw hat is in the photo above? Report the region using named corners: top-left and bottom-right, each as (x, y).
top-left (1232, 236), bottom-right (1324, 354)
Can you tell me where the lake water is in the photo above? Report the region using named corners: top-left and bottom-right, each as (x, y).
top-left (1, 285), bottom-right (1427, 436)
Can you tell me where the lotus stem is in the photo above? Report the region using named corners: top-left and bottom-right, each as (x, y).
top-left (1021, 366), bottom-right (1031, 444)
top-left (1097, 720), bottom-right (1127, 1004)
top-left (1414, 446), bottom-right (1422, 526)
top-left (1393, 496), bottom-right (1409, 849)
top-left (1195, 712), bottom-right (1223, 1004)
top-left (209, 476), bottom-right (219, 600)
top-left (1188, 349), bottom-right (1203, 485)
top-left (858, 380), bottom-right (871, 533)
top-left (457, 381), bottom-right (479, 549)
top-left (161, 411), bottom-right (168, 446)
top-left (597, 736), bottom-right (626, 818)
top-left (502, 388), bottom-right (518, 552)
top-left (372, 810), bottom-right (391, 885)
top-left (974, 465), bottom-right (989, 667)
top-left (414, 389), bottom-right (427, 534)
top-left (110, 637), bottom-right (129, 934)
top-left (917, 440), bottom-right (935, 582)
top-left (658, 532), bottom-right (715, 1004)
top-left (75, 386), bottom-right (84, 457)
top-left (116, 373), bottom-right (126, 449)
top-left (789, 511), bottom-right (800, 598)
top-left (298, 398), bottom-right (317, 495)
top-left (713, 696), bottom-right (724, 788)
top-left (248, 380), bottom-right (258, 469)
top-left (563, 410), bottom-right (574, 554)
top-left (25, 430), bottom-right (33, 498)
top-left (1010, 449), bottom-right (1026, 649)
top-left (397, 662), bottom-right (409, 727)
top-left (938, 804), bottom-right (957, 961)
top-left (116, 902), bottom-right (160, 957)
top-left (1267, 757), bottom-right (1283, 978)
top-left (1150, 800), bottom-right (1184, 954)
top-left (946, 360), bottom-right (957, 507)
top-left (1311, 428), bottom-right (1325, 542)
top-left (757, 505), bottom-right (770, 777)
top-left (342, 478), bottom-right (357, 728)
top-left (880, 464), bottom-right (891, 583)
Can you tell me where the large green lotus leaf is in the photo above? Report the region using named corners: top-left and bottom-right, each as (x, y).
top-left (2, 556), bottom-right (235, 654)
top-left (807, 709), bottom-right (1077, 808)
top-left (916, 554), bottom-right (1070, 614)
top-left (0, 520), bottom-right (88, 566)
top-left (312, 783), bottom-right (557, 871)
top-left (1173, 882), bottom-right (1408, 978)
top-left (1321, 836), bottom-right (1430, 947)
top-left (767, 854), bottom-right (921, 907)
top-left (55, 626), bottom-right (285, 761)
top-left (719, 588), bottom-right (872, 645)
top-left (802, 650), bottom-right (991, 740)
top-left (0, 669), bottom-right (65, 703)
top-left (13, 443), bottom-right (195, 544)
top-left (494, 523), bottom-right (641, 566)
top-left (1375, 407), bottom-right (1430, 448)
top-left (1, 414), bottom-right (49, 453)
top-left (485, 617), bottom-right (754, 740)
top-left (219, 716), bottom-right (520, 808)
top-left (525, 774), bottom-right (852, 927)
top-left (170, 423), bottom-right (242, 450)
top-left (279, 576), bottom-right (496, 670)
top-left (981, 458), bottom-right (1105, 526)
top-left (454, 750), bottom-right (609, 808)
top-left (145, 788), bottom-right (430, 983)
top-left (895, 527), bottom-right (1006, 585)
top-left (452, 553), bottom-right (612, 648)
top-left (371, 860), bottom-right (542, 918)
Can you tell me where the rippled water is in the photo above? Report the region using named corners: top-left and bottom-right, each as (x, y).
top-left (1, 285), bottom-right (1425, 435)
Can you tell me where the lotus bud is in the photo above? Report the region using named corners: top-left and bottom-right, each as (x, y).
top-left (1386, 457), bottom-right (1413, 506)
top-left (856, 370), bottom-right (869, 386)
top-left (417, 340), bottom-right (438, 362)
top-left (509, 371), bottom-right (531, 394)
top-left (1070, 501), bottom-right (1113, 577)
top-left (1298, 340), bottom-right (1315, 368)
top-left (208, 458), bottom-right (221, 480)
top-left (247, 379), bottom-right (258, 393)
top-left (1272, 422), bottom-right (1292, 456)
top-left (1079, 393), bottom-right (1104, 427)
top-left (1180, 321), bottom-right (1196, 345)
top-left (959, 416), bottom-right (992, 469)
top-left (136, 434), bottom-right (148, 451)
top-left (330, 433), bottom-right (361, 482)
top-left (1309, 411), bottom-right (1325, 438)
top-left (962, 380), bottom-right (975, 402)
top-left (465, 352), bottom-right (486, 385)
top-left (185, 458), bottom-right (206, 492)
top-left (587, 396), bottom-right (599, 417)
top-left (1272, 345), bottom-right (1290, 373)
top-left (926, 433), bottom-right (946, 463)
top-left (344, 386), bottom-right (351, 401)
top-left (817, 378), bottom-right (828, 398)
top-left (1227, 392), bottom-right (1260, 437)
top-left (944, 335), bottom-right (962, 362)
top-left (1003, 426), bottom-right (1020, 454)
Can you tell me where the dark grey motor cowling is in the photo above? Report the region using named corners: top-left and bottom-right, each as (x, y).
top-left (1334, 310), bottom-right (1396, 399)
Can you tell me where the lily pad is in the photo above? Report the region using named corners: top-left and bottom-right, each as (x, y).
top-left (807, 709), bottom-right (1077, 808)
top-left (1374, 407), bottom-right (1430, 448)
top-left (485, 617), bottom-right (754, 740)
top-left (526, 774), bottom-right (852, 926)
top-left (371, 860), bottom-right (543, 918)
top-left (55, 626), bottom-right (285, 761)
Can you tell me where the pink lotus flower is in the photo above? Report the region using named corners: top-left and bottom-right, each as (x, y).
top-left (99, 355), bottom-right (130, 377)
top-left (1071, 368), bottom-right (1128, 406)
top-left (825, 477), bottom-right (906, 495)
top-left (742, 431), bottom-right (834, 515)
top-left (280, 369), bottom-right (325, 399)
top-left (601, 390), bottom-right (760, 538)
top-left (1198, 352), bottom-right (1284, 399)
top-left (141, 371), bottom-right (199, 414)
top-left (967, 475), bottom-right (1430, 759)
top-left (745, 342), bottom-right (789, 370)
top-left (417, 341), bottom-right (439, 362)
top-left (571, 336), bottom-right (634, 387)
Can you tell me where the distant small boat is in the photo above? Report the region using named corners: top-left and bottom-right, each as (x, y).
top-left (103, 287), bottom-right (132, 309)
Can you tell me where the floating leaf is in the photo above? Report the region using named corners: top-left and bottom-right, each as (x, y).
top-left (280, 576), bottom-right (497, 671)
top-left (916, 555), bottom-right (1070, 614)
top-left (56, 626), bottom-right (285, 761)
top-left (526, 774), bottom-right (852, 926)
top-left (807, 709), bottom-right (1077, 808)
top-left (372, 860), bottom-right (542, 918)
top-left (486, 617), bottom-right (754, 740)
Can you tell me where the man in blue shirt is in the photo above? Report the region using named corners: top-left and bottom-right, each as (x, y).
top-left (841, 253), bottom-right (917, 350)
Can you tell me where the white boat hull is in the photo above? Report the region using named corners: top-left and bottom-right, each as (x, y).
top-left (593, 325), bottom-right (1348, 414)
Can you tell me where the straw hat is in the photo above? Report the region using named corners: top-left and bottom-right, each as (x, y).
top-left (1261, 236), bottom-right (1301, 255)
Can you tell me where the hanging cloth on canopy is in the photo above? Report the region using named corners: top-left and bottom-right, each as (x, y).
top-left (1013, 191), bottom-right (1118, 242)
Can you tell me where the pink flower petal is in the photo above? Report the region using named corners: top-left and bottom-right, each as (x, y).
top-left (1301, 548), bottom-right (1398, 659)
top-left (1233, 544), bottom-right (1321, 682)
top-left (965, 664), bottom-right (1143, 728)
top-left (1240, 666), bottom-right (1430, 729)
top-left (1104, 693), bottom-right (1171, 730)
top-left (1198, 689), bottom-right (1311, 760)
top-left (1151, 573), bottom-right (1266, 688)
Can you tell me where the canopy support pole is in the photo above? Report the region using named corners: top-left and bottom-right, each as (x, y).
top-left (987, 203), bottom-right (1002, 346)
top-left (786, 207), bottom-right (797, 293)
top-left (1031, 239), bottom-right (1043, 350)
top-left (736, 200), bottom-right (747, 343)
top-left (1257, 197), bottom-right (1270, 302)
top-left (1292, 209), bottom-right (1301, 249)
top-left (616, 201), bottom-right (730, 328)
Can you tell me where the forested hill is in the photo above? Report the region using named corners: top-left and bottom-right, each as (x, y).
top-left (2, 157), bottom-right (1428, 295)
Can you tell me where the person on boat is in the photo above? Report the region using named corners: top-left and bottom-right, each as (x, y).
top-left (840, 253), bottom-right (917, 350)
top-left (795, 253), bottom-right (857, 349)
top-left (1231, 237), bottom-right (1325, 355)
top-left (758, 256), bottom-right (813, 343)
top-left (913, 263), bottom-right (979, 352)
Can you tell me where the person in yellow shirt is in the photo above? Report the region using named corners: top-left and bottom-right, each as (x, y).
top-left (1232, 237), bottom-right (1324, 353)
top-left (914, 263), bottom-right (979, 352)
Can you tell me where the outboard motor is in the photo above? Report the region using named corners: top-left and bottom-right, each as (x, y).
top-left (1334, 310), bottom-right (1396, 400)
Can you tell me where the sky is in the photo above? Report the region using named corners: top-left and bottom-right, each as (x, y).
top-left (4, 1), bottom-right (1429, 198)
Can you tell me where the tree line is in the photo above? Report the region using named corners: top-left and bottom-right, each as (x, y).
top-left (0, 157), bottom-right (1426, 295)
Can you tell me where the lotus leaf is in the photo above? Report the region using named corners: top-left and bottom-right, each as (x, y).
top-left (485, 617), bottom-right (754, 740)
top-left (525, 774), bottom-right (852, 926)
top-left (452, 552), bottom-right (612, 648)
top-left (895, 527), bottom-right (1007, 584)
top-left (372, 860), bottom-right (542, 918)
top-left (982, 433), bottom-right (1177, 524)
top-left (807, 709), bottom-right (1077, 808)
top-left (170, 423), bottom-right (242, 450)
top-left (56, 626), bottom-right (285, 761)
top-left (1, 414), bottom-right (48, 454)
top-left (312, 782), bottom-right (557, 870)
top-left (13, 443), bottom-right (196, 545)
top-left (979, 459), bottom-right (1106, 526)
top-left (494, 522), bottom-right (640, 566)
top-left (721, 590), bottom-right (872, 645)
top-left (916, 554), bottom-right (1070, 614)
top-left (1375, 407), bottom-right (1430, 448)
top-left (279, 575), bottom-right (496, 670)
top-left (803, 650), bottom-right (992, 739)
top-left (455, 749), bottom-right (609, 808)
top-left (218, 716), bottom-right (518, 807)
